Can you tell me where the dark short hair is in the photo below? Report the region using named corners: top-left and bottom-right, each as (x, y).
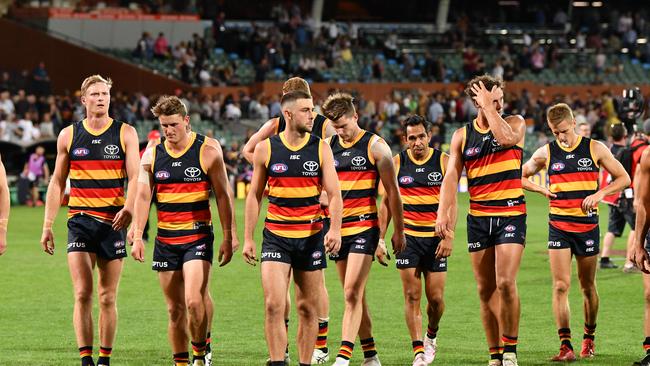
top-left (280, 91), bottom-right (312, 107)
top-left (401, 115), bottom-right (431, 135)
top-left (611, 123), bottom-right (627, 140)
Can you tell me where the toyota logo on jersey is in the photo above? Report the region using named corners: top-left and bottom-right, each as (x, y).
top-left (578, 158), bottom-right (593, 168)
top-left (184, 167), bottom-right (201, 178)
top-left (104, 144), bottom-right (119, 155)
top-left (428, 172), bottom-right (442, 182)
top-left (351, 156), bottom-right (366, 166)
top-left (303, 161), bottom-right (319, 172)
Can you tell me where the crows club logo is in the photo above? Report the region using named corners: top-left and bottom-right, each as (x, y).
top-left (551, 162), bottom-right (565, 171)
top-left (578, 158), bottom-right (593, 168)
top-left (399, 176), bottom-right (414, 185)
top-left (155, 170), bottom-right (170, 180)
top-left (465, 147), bottom-right (481, 157)
top-left (72, 148), bottom-right (89, 157)
top-left (303, 161), bottom-right (319, 172)
top-left (428, 172), bottom-right (442, 182)
top-left (184, 167), bottom-right (201, 178)
top-left (104, 144), bottom-right (119, 155)
top-left (505, 225), bottom-right (516, 232)
top-left (351, 156), bottom-right (366, 166)
top-left (271, 163), bottom-right (288, 173)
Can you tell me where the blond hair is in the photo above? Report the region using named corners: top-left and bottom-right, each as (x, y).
top-left (547, 103), bottom-right (574, 126)
top-left (282, 77), bottom-right (311, 95)
top-left (321, 92), bottom-right (355, 121)
top-left (151, 95), bottom-right (188, 117)
top-left (80, 75), bottom-right (112, 96)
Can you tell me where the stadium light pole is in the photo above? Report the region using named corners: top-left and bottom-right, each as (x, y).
top-left (311, 0), bottom-right (324, 36)
top-left (436, 0), bottom-right (450, 33)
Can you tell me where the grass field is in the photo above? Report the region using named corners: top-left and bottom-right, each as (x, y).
top-left (0, 193), bottom-right (645, 365)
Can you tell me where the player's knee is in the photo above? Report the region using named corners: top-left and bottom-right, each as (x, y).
top-left (343, 286), bottom-right (363, 305)
top-left (167, 301), bottom-right (186, 323)
top-left (185, 296), bottom-right (204, 315)
top-left (496, 277), bottom-right (517, 297)
top-left (74, 288), bottom-right (93, 305)
top-left (476, 283), bottom-right (497, 302)
top-left (553, 279), bottom-right (570, 295)
top-left (98, 291), bottom-right (116, 309)
top-left (427, 292), bottom-right (444, 310)
top-left (580, 283), bottom-right (598, 299)
top-left (264, 296), bottom-right (285, 318)
top-left (295, 298), bottom-right (316, 320)
top-left (404, 288), bottom-right (421, 304)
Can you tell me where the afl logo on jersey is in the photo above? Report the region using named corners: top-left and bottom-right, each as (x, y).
top-left (465, 147), bottom-right (481, 157)
top-left (334, 159), bottom-right (339, 167)
top-left (104, 145), bottom-right (119, 155)
top-left (399, 176), bottom-right (414, 185)
top-left (551, 162), bottom-right (565, 171)
top-left (72, 148), bottom-right (89, 157)
top-left (578, 158), bottom-right (593, 168)
top-left (271, 163), bottom-right (288, 173)
top-left (155, 170), bottom-right (171, 180)
top-left (585, 239), bottom-right (595, 247)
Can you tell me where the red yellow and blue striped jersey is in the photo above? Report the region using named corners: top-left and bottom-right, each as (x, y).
top-left (462, 119), bottom-right (526, 217)
top-left (397, 148), bottom-right (446, 237)
top-left (547, 136), bottom-right (599, 233)
top-left (329, 130), bottom-right (380, 237)
top-left (265, 133), bottom-right (324, 238)
top-left (68, 119), bottom-right (127, 222)
top-left (152, 132), bottom-right (213, 245)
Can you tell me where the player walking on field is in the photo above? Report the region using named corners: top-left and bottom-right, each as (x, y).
top-left (130, 96), bottom-right (233, 366)
top-left (243, 77), bottom-right (336, 364)
top-left (436, 75), bottom-right (527, 366)
top-left (522, 103), bottom-right (629, 361)
top-left (243, 90), bottom-right (343, 366)
top-left (40, 75), bottom-right (140, 366)
top-left (379, 115), bottom-right (453, 366)
top-left (321, 92), bottom-right (405, 366)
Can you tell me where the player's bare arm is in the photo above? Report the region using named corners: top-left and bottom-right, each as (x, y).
top-left (113, 125), bottom-right (140, 231)
top-left (130, 146), bottom-right (154, 262)
top-left (583, 140), bottom-right (631, 211)
top-left (323, 119), bottom-right (336, 138)
top-left (203, 144), bottom-right (234, 267)
top-left (377, 154), bottom-right (399, 266)
top-left (40, 125), bottom-right (73, 255)
top-left (0, 155), bottom-right (9, 255)
top-left (436, 128), bottom-right (463, 240)
top-left (372, 137), bottom-right (405, 254)
top-left (242, 118), bottom-right (279, 163)
top-left (319, 140), bottom-right (342, 255)
top-left (242, 139), bottom-right (269, 266)
top-left (435, 152), bottom-right (455, 259)
top-left (472, 81), bottom-right (526, 147)
top-left (522, 145), bottom-right (557, 198)
top-left (205, 137), bottom-right (240, 252)
top-left (632, 148), bottom-right (650, 272)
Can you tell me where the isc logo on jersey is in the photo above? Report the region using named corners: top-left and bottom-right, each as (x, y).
top-left (155, 170), bottom-right (171, 180)
top-left (551, 162), bottom-right (565, 171)
top-left (73, 148), bottom-right (90, 157)
top-left (271, 163), bottom-right (288, 173)
top-left (399, 176), bottom-right (414, 185)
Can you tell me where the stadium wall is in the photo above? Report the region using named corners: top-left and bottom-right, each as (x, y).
top-left (0, 18), bottom-right (187, 95)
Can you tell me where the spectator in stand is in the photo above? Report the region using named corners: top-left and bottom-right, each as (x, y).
top-left (133, 32), bottom-right (154, 59)
top-left (462, 44), bottom-right (484, 77)
top-left (0, 112), bottom-right (10, 141)
top-left (39, 112), bottom-right (55, 138)
top-left (492, 58), bottom-right (504, 79)
top-left (17, 111), bottom-right (40, 143)
top-left (427, 92), bottom-right (444, 124)
top-left (153, 32), bottom-right (170, 59)
top-left (31, 62), bottom-right (51, 96)
top-left (530, 43), bottom-right (545, 74)
top-left (0, 90), bottom-right (14, 116)
top-left (23, 145), bottom-right (49, 207)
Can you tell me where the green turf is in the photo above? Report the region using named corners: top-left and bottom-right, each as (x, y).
top-left (0, 193), bottom-right (644, 365)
